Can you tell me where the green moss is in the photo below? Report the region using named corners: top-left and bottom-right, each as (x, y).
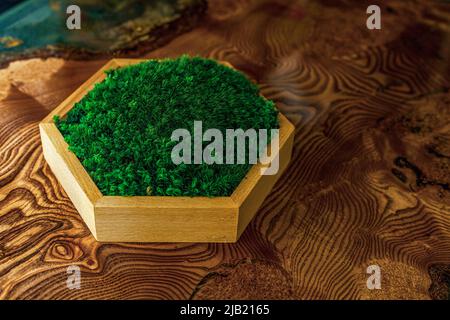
top-left (55, 56), bottom-right (278, 196)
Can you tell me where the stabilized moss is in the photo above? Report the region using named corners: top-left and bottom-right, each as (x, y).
top-left (55, 56), bottom-right (278, 196)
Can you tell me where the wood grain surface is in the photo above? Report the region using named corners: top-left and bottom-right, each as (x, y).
top-left (0, 0), bottom-right (449, 299)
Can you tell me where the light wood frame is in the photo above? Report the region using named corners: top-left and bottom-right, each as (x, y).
top-left (39, 59), bottom-right (295, 242)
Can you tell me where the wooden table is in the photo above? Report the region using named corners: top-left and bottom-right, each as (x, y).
top-left (0, 0), bottom-right (449, 299)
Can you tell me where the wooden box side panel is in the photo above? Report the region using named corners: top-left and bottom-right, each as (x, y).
top-left (232, 114), bottom-right (295, 238)
top-left (95, 197), bottom-right (238, 242)
top-left (39, 123), bottom-right (102, 237)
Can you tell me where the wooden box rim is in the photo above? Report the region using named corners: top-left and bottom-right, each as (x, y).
top-left (39, 58), bottom-right (296, 242)
top-left (40, 59), bottom-right (295, 208)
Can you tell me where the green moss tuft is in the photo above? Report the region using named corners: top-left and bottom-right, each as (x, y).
top-left (55, 56), bottom-right (278, 196)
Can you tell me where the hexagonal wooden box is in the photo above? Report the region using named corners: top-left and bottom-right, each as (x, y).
top-left (39, 59), bottom-right (295, 243)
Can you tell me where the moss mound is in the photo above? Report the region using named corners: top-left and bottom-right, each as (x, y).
top-left (55, 56), bottom-right (278, 196)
